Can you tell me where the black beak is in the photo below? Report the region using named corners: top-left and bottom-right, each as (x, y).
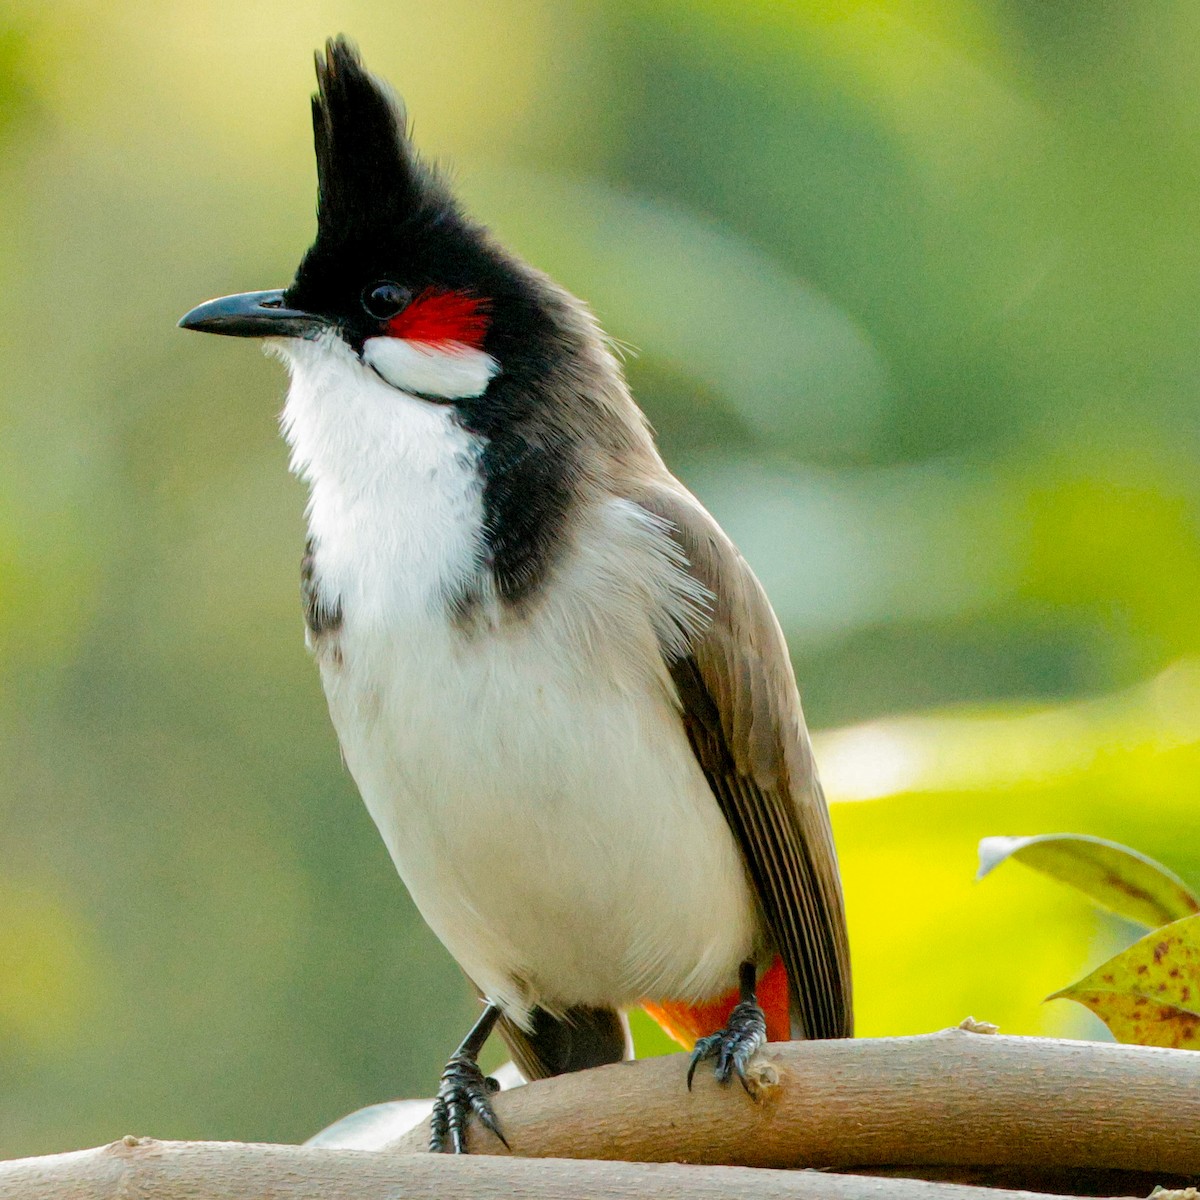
top-left (178, 289), bottom-right (328, 338)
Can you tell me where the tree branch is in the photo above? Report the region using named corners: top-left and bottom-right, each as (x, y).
top-left (0, 1139), bottom-right (1174, 1200)
top-left (386, 1027), bottom-right (1200, 1176)
top-left (3, 1030), bottom-right (1198, 1199)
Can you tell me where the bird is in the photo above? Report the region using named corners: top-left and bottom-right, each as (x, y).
top-left (179, 36), bottom-right (852, 1154)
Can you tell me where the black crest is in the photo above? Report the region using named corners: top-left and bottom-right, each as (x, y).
top-left (311, 37), bottom-right (451, 238)
top-left (288, 38), bottom-right (495, 328)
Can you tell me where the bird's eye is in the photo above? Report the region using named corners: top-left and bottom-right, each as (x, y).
top-left (361, 282), bottom-right (411, 321)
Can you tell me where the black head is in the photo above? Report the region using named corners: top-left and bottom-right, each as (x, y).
top-left (180, 37), bottom-right (559, 388)
top-left (287, 36), bottom-right (484, 349)
top-left (179, 38), bottom-right (635, 609)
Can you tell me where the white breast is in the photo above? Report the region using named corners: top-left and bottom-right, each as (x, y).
top-left (276, 333), bottom-right (759, 1027)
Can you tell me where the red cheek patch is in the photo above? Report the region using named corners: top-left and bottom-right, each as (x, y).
top-left (385, 289), bottom-right (490, 349)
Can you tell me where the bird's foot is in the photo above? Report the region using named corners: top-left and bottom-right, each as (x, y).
top-left (686, 998), bottom-right (768, 1095)
top-left (429, 1053), bottom-right (508, 1154)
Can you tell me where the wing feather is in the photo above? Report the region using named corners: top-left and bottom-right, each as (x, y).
top-left (638, 482), bottom-right (853, 1040)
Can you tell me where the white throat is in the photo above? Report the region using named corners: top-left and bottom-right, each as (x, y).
top-left (273, 331), bottom-right (487, 629)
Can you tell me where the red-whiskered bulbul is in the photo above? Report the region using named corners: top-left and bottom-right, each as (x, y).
top-left (180, 37), bottom-right (852, 1153)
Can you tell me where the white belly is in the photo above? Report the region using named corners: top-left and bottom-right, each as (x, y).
top-left (277, 335), bottom-right (758, 1026)
top-left (322, 602), bottom-right (759, 1026)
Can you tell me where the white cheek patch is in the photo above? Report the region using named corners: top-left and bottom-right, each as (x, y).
top-left (363, 337), bottom-right (499, 400)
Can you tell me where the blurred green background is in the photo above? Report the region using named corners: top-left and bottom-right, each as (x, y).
top-left (3, 0), bottom-right (1200, 1157)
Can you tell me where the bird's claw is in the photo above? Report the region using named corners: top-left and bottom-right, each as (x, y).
top-left (686, 998), bottom-right (768, 1095)
top-left (429, 1053), bottom-right (508, 1153)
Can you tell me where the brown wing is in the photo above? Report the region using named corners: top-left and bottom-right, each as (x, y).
top-left (638, 482), bottom-right (853, 1040)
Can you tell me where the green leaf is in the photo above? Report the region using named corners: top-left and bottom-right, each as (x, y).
top-left (977, 833), bottom-right (1200, 928)
top-left (1050, 912), bottom-right (1200, 1048)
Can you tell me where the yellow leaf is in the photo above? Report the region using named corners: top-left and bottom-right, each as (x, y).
top-left (1050, 913), bottom-right (1200, 1048)
top-left (977, 833), bottom-right (1200, 928)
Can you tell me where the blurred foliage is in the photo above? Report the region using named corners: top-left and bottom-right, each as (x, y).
top-left (3, 0), bottom-right (1200, 1158)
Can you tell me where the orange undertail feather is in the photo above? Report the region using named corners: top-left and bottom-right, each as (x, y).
top-left (641, 955), bottom-right (791, 1050)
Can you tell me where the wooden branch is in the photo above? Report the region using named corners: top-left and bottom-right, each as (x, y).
top-left (4, 1030), bottom-right (1199, 1199)
top-left (386, 1028), bottom-right (1200, 1177)
top-left (0, 1138), bottom-right (1159, 1200)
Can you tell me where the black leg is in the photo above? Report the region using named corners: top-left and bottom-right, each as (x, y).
top-left (686, 960), bottom-right (768, 1095)
top-left (429, 1002), bottom-right (510, 1154)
